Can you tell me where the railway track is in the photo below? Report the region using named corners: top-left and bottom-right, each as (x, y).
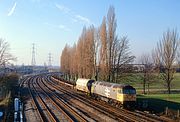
top-left (47, 75), bottom-right (171, 122)
top-left (38, 76), bottom-right (105, 121)
top-left (24, 75), bottom-right (77, 122)
top-left (34, 76), bottom-right (88, 122)
top-left (28, 76), bottom-right (56, 122)
top-left (42, 76), bottom-right (129, 121)
top-left (35, 78), bottom-right (76, 122)
top-left (25, 76), bottom-right (44, 122)
top-left (22, 74), bottom-right (174, 122)
top-left (46, 76), bottom-right (135, 121)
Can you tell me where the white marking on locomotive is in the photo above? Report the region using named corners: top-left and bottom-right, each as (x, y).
top-left (105, 87), bottom-right (110, 97)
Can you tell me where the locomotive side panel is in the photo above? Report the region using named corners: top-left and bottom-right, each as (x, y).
top-left (91, 81), bottom-right (118, 101)
top-left (91, 81), bottom-right (136, 107)
top-left (76, 79), bottom-right (136, 108)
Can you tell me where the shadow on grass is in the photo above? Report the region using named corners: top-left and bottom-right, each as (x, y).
top-left (136, 95), bottom-right (180, 113)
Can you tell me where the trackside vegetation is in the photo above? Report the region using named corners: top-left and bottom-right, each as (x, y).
top-left (0, 73), bottom-right (19, 121)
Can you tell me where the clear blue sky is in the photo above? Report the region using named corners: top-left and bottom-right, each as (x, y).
top-left (0, 0), bottom-right (179, 66)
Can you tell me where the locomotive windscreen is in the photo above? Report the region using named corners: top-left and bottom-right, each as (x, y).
top-left (123, 86), bottom-right (136, 94)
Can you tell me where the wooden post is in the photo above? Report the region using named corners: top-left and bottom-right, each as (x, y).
top-left (177, 110), bottom-right (179, 118)
top-left (165, 107), bottom-right (168, 115)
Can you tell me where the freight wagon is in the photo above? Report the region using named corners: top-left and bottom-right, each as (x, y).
top-left (75, 78), bottom-right (94, 93)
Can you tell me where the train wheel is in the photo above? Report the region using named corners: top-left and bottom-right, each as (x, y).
top-left (108, 99), bottom-right (112, 104)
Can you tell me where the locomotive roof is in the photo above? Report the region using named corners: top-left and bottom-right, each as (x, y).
top-left (94, 81), bottom-right (132, 88)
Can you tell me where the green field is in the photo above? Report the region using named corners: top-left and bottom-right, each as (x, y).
top-left (137, 94), bottom-right (180, 113)
top-left (118, 73), bottom-right (180, 113)
top-left (119, 73), bottom-right (180, 93)
top-left (143, 94), bottom-right (180, 103)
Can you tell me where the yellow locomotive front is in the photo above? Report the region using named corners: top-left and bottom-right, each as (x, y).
top-left (117, 85), bottom-right (136, 108)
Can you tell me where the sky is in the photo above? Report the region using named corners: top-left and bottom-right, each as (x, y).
top-left (0, 0), bottom-right (180, 66)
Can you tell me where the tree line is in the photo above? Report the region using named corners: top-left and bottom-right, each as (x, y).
top-left (61, 6), bottom-right (180, 94)
top-left (61, 6), bottom-right (135, 82)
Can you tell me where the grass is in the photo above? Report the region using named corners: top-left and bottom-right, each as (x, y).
top-left (118, 73), bottom-right (180, 113)
top-left (138, 94), bottom-right (180, 104)
top-left (137, 94), bottom-right (180, 113)
top-left (172, 73), bottom-right (180, 89)
top-left (118, 73), bottom-right (180, 92)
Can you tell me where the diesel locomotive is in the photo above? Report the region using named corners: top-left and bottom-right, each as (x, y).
top-left (75, 78), bottom-right (136, 108)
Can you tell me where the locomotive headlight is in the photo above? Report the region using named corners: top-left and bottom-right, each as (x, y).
top-left (117, 93), bottom-right (123, 103)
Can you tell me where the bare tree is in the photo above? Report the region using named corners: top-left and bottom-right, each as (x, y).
top-left (177, 42), bottom-right (180, 72)
top-left (152, 48), bottom-right (161, 73)
top-left (76, 27), bottom-right (86, 78)
top-left (60, 6), bottom-right (135, 83)
top-left (107, 6), bottom-right (117, 82)
top-left (93, 28), bottom-right (100, 80)
top-left (115, 37), bottom-right (135, 82)
top-left (99, 17), bottom-right (109, 81)
top-left (69, 43), bottom-right (77, 80)
top-left (60, 44), bottom-right (71, 80)
top-left (0, 38), bottom-right (15, 67)
top-left (155, 29), bottom-right (179, 94)
top-left (62, 26), bottom-right (97, 79)
top-left (98, 6), bottom-right (135, 82)
top-left (139, 53), bottom-right (155, 94)
top-left (84, 26), bottom-right (95, 79)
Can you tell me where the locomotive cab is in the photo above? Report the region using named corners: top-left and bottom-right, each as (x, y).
top-left (119, 85), bottom-right (136, 108)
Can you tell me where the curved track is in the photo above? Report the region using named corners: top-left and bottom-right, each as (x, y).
top-left (48, 74), bottom-right (172, 122)
top-left (22, 74), bottom-right (174, 122)
top-left (24, 75), bottom-right (88, 122)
